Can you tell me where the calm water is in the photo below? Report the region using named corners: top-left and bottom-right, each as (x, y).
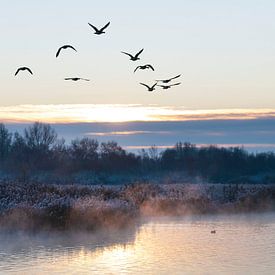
top-left (1, 213), bottom-right (275, 274)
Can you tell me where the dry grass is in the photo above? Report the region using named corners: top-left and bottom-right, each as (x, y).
top-left (1, 182), bottom-right (275, 231)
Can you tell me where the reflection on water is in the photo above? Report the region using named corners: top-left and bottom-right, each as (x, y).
top-left (1, 213), bottom-right (275, 274)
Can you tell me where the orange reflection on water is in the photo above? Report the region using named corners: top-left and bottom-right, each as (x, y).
top-left (4, 214), bottom-right (274, 274)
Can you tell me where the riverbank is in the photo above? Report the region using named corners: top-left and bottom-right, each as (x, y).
top-left (1, 182), bottom-right (275, 231)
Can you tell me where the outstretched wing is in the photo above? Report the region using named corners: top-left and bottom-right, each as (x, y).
top-left (155, 78), bottom-right (165, 82)
top-left (80, 78), bottom-right (90, 81)
top-left (156, 74), bottom-right (181, 82)
top-left (135, 48), bottom-right (144, 58)
top-left (170, 82), bottom-right (181, 87)
top-left (26, 67), bottom-right (33, 75)
top-left (146, 64), bottom-right (154, 71)
top-left (121, 51), bottom-right (134, 58)
top-left (66, 45), bottom-right (77, 52)
top-left (88, 23), bottom-right (99, 32)
top-left (134, 66), bottom-right (141, 73)
top-left (64, 78), bottom-right (73, 80)
top-left (56, 47), bottom-right (62, 58)
top-left (152, 82), bottom-right (158, 89)
top-left (169, 74), bottom-right (181, 81)
top-left (140, 83), bottom-right (150, 89)
top-left (100, 22), bottom-right (110, 32)
top-left (14, 68), bottom-right (21, 76)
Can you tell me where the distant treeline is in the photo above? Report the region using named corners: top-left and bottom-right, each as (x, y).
top-left (1, 122), bottom-right (275, 183)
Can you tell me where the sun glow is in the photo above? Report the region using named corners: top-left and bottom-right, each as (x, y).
top-left (1, 104), bottom-right (275, 123)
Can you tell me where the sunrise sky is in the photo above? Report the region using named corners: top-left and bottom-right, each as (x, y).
top-left (1, 1), bottom-right (275, 150)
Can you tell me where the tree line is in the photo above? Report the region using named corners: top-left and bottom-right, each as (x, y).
top-left (1, 122), bottom-right (275, 183)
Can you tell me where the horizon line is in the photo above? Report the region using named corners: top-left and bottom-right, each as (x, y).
top-left (1, 104), bottom-right (275, 124)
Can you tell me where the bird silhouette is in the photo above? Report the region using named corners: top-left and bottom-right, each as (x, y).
top-left (121, 49), bottom-right (144, 61)
top-left (56, 45), bottom-right (77, 58)
top-left (157, 83), bottom-right (181, 90)
top-left (134, 64), bottom-right (154, 73)
top-left (64, 78), bottom-right (90, 81)
top-left (211, 230), bottom-right (216, 234)
top-left (15, 67), bottom-right (33, 76)
top-left (88, 22), bottom-right (110, 35)
top-left (156, 74), bottom-right (181, 83)
top-left (140, 82), bottom-right (157, 92)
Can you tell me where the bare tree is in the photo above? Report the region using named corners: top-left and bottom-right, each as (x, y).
top-left (0, 123), bottom-right (12, 164)
top-left (100, 141), bottom-right (125, 157)
top-left (9, 132), bottom-right (30, 181)
top-left (24, 122), bottom-right (57, 151)
top-left (149, 145), bottom-right (159, 162)
top-left (70, 138), bottom-right (99, 170)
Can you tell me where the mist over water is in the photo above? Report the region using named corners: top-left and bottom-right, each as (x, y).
top-left (1, 213), bottom-right (275, 274)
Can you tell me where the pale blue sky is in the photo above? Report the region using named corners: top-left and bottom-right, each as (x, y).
top-left (0, 0), bottom-right (275, 109)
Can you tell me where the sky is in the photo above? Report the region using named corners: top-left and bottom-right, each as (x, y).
top-left (1, 1), bottom-right (275, 150)
top-left (5, 119), bottom-right (275, 153)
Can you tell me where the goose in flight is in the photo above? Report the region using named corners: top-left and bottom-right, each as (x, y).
top-left (134, 64), bottom-right (154, 73)
top-left (64, 77), bottom-right (90, 81)
top-left (140, 82), bottom-right (157, 92)
top-left (156, 74), bottom-right (181, 83)
top-left (88, 22), bottom-right (110, 35)
top-left (121, 49), bottom-right (144, 61)
top-left (15, 67), bottom-right (33, 76)
top-left (56, 45), bottom-right (77, 58)
top-left (157, 83), bottom-right (181, 90)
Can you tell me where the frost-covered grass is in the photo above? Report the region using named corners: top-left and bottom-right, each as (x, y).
top-left (1, 182), bottom-right (275, 231)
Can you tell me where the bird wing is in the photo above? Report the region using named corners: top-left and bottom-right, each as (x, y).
top-left (100, 22), bottom-right (110, 32)
top-left (169, 74), bottom-right (181, 81)
top-left (80, 78), bottom-right (90, 81)
top-left (170, 82), bottom-right (181, 87)
top-left (146, 64), bottom-right (154, 71)
top-left (15, 67), bottom-right (32, 75)
top-left (26, 67), bottom-right (33, 75)
top-left (88, 23), bottom-right (99, 32)
top-left (14, 68), bottom-right (21, 76)
top-left (140, 83), bottom-right (150, 89)
top-left (152, 82), bottom-right (158, 89)
top-left (135, 48), bottom-right (144, 58)
top-left (56, 47), bottom-right (62, 58)
top-left (134, 66), bottom-right (141, 73)
top-left (56, 45), bottom-right (77, 57)
top-left (121, 51), bottom-right (134, 58)
top-left (66, 45), bottom-right (77, 52)
top-left (64, 78), bottom-right (73, 80)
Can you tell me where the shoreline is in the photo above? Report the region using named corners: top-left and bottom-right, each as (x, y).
top-left (1, 182), bottom-right (275, 232)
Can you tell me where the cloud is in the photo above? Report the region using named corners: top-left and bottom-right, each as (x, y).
top-left (85, 130), bottom-right (171, 136)
top-left (5, 118), bottom-right (275, 153)
top-left (125, 144), bottom-right (275, 152)
top-left (152, 110), bottom-right (275, 121)
top-left (2, 104), bottom-right (275, 123)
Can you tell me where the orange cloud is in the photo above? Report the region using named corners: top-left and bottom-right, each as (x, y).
top-left (86, 130), bottom-right (170, 136)
top-left (1, 104), bottom-right (275, 123)
top-left (124, 144), bottom-right (275, 150)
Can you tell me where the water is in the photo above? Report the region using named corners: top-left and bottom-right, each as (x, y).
top-left (1, 213), bottom-right (275, 274)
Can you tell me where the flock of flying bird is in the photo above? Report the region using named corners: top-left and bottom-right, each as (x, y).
top-left (14, 21), bottom-right (182, 92)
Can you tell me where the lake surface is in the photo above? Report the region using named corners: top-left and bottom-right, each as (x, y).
top-left (1, 213), bottom-right (275, 274)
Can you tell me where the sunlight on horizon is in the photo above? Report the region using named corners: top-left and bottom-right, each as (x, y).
top-left (1, 104), bottom-right (275, 123)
